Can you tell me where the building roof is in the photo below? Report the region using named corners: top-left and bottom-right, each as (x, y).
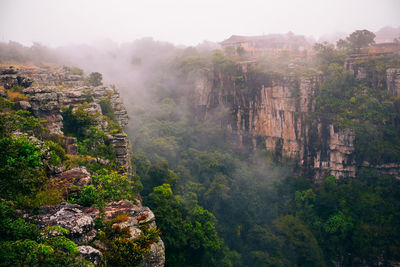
top-left (371, 42), bottom-right (400, 47)
top-left (219, 34), bottom-right (310, 46)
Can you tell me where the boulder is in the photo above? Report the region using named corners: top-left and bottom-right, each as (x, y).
top-left (53, 167), bottom-right (92, 198)
top-left (34, 202), bottom-right (96, 244)
top-left (18, 100), bottom-right (31, 110)
top-left (78, 245), bottom-right (103, 266)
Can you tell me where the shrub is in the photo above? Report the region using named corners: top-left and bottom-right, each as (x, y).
top-left (0, 202), bottom-right (40, 242)
top-left (77, 184), bottom-right (102, 207)
top-left (0, 110), bottom-right (43, 137)
top-left (98, 218), bottom-right (160, 266)
top-left (88, 72), bottom-right (103, 87)
top-left (0, 136), bottom-right (46, 200)
top-left (78, 126), bottom-right (115, 160)
top-left (0, 238), bottom-right (86, 266)
top-left (99, 97), bottom-right (116, 122)
top-left (61, 104), bottom-right (95, 139)
top-left (93, 169), bottom-right (134, 202)
top-left (45, 140), bottom-right (67, 166)
top-left (7, 91), bottom-right (28, 102)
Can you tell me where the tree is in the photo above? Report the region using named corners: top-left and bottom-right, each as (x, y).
top-left (346, 30), bottom-right (375, 53)
top-left (88, 72), bottom-right (103, 86)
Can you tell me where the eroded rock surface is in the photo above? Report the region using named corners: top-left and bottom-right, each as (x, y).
top-left (31, 200), bottom-right (165, 266)
top-left (78, 245), bottom-right (103, 266)
top-left (194, 63), bottom-right (400, 180)
top-left (34, 202), bottom-right (96, 244)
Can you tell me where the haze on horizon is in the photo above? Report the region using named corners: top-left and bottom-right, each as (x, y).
top-left (0, 0), bottom-right (399, 47)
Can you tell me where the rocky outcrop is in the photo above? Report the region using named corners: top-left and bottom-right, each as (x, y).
top-left (30, 200), bottom-right (165, 266)
top-left (33, 202), bottom-right (97, 244)
top-left (102, 200), bottom-right (165, 267)
top-left (0, 66), bottom-right (131, 172)
top-left (52, 167), bottom-right (92, 198)
top-left (194, 63), bottom-right (400, 180)
top-left (110, 133), bottom-right (132, 175)
top-left (3, 66), bottom-right (164, 265)
top-left (193, 65), bottom-right (353, 179)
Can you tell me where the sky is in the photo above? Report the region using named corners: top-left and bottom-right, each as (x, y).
top-left (0, 0), bottom-right (399, 47)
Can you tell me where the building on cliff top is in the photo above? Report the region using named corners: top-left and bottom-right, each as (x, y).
top-left (220, 33), bottom-right (312, 59)
top-left (367, 42), bottom-right (400, 55)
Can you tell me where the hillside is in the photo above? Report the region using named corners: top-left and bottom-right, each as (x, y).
top-left (0, 65), bottom-right (165, 266)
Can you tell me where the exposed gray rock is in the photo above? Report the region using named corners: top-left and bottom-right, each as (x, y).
top-left (110, 133), bottom-right (132, 174)
top-left (34, 202), bottom-right (96, 244)
top-left (140, 238), bottom-right (165, 267)
top-left (78, 245), bottom-right (103, 266)
top-left (18, 100), bottom-right (31, 110)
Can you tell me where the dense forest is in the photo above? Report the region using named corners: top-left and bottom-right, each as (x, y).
top-left (1, 29), bottom-right (400, 266)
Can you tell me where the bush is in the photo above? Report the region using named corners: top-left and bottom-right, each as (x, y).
top-left (0, 110), bottom-right (43, 138)
top-left (93, 169), bottom-right (134, 202)
top-left (88, 72), bottom-right (103, 87)
top-left (77, 184), bottom-right (102, 207)
top-left (61, 104), bottom-right (95, 139)
top-left (99, 97), bottom-right (116, 122)
top-left (0, 202), bottom-right (40, 242)
top-left (0, 136), bottom-right (46, 200)
top-left (77, 126), bottom-right (115, 160)
top-left (98, 220), bottom-right (160, 266)
top-left (45, 140), bottom-right (67, 166)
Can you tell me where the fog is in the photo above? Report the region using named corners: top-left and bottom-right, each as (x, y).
top-left (1, 0), bottom-right (399, 47)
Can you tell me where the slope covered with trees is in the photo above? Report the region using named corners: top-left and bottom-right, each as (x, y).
top-left (1, 29), bottom-right (400, 266)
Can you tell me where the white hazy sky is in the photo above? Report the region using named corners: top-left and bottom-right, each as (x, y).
top-left (0, 0), bottom-right (399, 47)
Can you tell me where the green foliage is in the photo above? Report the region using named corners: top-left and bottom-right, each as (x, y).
top-left (77, 184), bottom-right (101, 207)
top-left (77, 126), bottom-right (115, 160)
top-left (273, 215), bottom-right (326, 267)
top-left (88, 72), bottom-right (103, 87)
top-left (177, 56), bottom-right (209, 74)
top-left (211, 50), bottom-right (236, 74)
top-left (45, 140), bottom-right (67, 166)
top-left (315, 57), bottom-right (400, 164)
top-left (340, 29), bottom-right (376, 54)
top-left (0, 203), bottom-right (86, 266)
top-left (147, 184), bottom-right (223, 266)
top-left (0, 202), bottom-right (40, 242)
top-left (99, 97), bottom-right (116, 122)
top-left (0, 109), bottom-right (43, 138)
top-left (63, 66), bottom-right (84, 76)
top-left (43, 226), bottom-right (70, 236)
top-left (0, 136), bottom-right (46, 200)
top-left (313, 42), bottom-right (347, 73)
top-left (93, 169), bottom-right (134, 201)
top-left (0, 238), bottom-right (86, 266)
top-left (97, 218), bottom-right (160, 266)
top-left (77, 169), bottom-right (134, 210)
top-left (61, 104), bottom-right (95, 139)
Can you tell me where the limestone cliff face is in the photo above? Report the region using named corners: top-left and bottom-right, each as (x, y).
top-left (0, 66), bottom-right (165, 266)
top-left (193, 63), bottom-right (400, 180)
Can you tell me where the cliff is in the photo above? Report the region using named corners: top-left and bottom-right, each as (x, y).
top-left (0, 65), bottom-right (165, 266)
top-left (193, 62), bottom-right (400, 180)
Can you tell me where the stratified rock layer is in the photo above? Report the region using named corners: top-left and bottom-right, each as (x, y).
top-left (193, 63), bottom-right (400, 180)
top-left (1, 66), bottom-right (165, 266)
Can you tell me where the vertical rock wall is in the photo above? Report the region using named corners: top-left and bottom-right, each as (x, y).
top-left (193, 65), bottom-right (357, 179)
